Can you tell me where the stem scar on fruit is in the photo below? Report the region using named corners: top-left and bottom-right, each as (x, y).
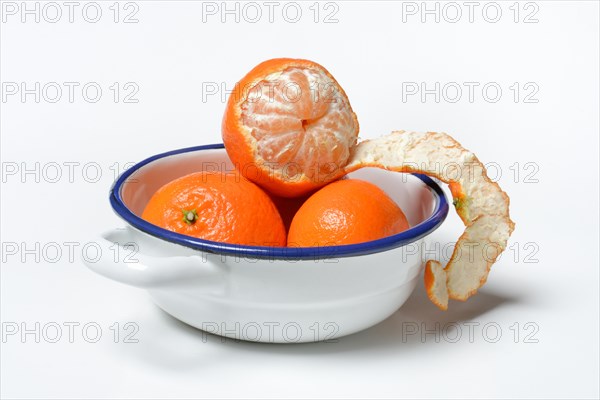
top-left (181, 209), bottom-right (198, 225)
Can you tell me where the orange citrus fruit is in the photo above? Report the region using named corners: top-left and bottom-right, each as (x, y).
top-left (222, 58), bottom-right (359, 197)
top-left (287, 179), bottom-right (409, 247)
top-left (141, 172), bottom-right (286, 246)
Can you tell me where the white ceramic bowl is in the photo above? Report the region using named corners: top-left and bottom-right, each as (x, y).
top-left (83, 144), bottom-right (448, 343)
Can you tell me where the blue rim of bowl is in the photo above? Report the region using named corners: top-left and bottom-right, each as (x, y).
top-left (110, 143), bottom-right (449, 260)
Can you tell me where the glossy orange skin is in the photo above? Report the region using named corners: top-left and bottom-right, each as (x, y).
top-left (142, 172), bottom-right (286, 246)
top-left (287, 179), bottom-right (410, 247)
top-left (222, 58), bottom-right (357, 197)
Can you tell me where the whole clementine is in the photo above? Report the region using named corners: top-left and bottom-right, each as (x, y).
top-left (142, 172), bottom-right (286, 246)
top-left (287, 179), bottom-right (409, 247)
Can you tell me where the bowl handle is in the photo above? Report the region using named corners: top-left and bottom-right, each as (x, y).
top-left (81, 228), bottom-right (225, 289)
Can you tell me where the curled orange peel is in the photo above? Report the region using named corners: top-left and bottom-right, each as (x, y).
top-left (344, 131), bottom-right (515, 310)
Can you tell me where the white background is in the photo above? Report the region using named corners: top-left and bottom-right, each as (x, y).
top-left (1, 1), bottom-right (599, 399)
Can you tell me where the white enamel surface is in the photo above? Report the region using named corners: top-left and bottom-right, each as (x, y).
top-left (84, 148), bottom-right (439, 343)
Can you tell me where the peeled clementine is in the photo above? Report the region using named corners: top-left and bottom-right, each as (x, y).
top-left (287, 179), bottom-right (409, 247)
top-left (222, 58), bottom-right (359, 197)
top-left (141, 172), bottom-right (286, 246)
